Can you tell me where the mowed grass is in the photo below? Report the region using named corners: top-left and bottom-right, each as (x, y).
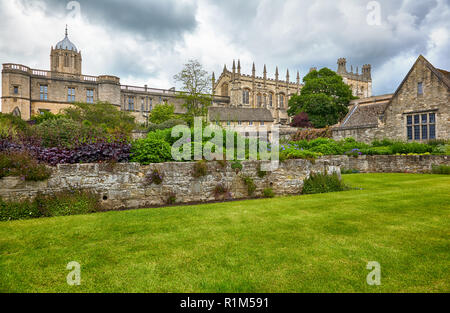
top-left (0, 174), bottom-right (449, 293)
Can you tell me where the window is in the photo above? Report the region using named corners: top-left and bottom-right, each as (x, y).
top-left (67, 87), bottom-right (75, 102)
top-left (418, 82), bottom-right (423, 95)
top-left (227, 121), bottom-right (231, 126)
top-left (159, 96), bottom-right (162, 103)
top-left (64, 53), bottom-right (69, 67)
top-left (13, 86), bottom-right (19, 94)
top-left (243, 90), bottom-right (250, 105)
top-left (149, 98), bottom-right (153, 111)
top-left (141, 98), bottom-right (145, 112)
top-left (257, 94), bottom-right (262, 107)
top-left (238, 121), bottom-right (242, 126)
top-left (406, 112), bottom-right (436, 140)
top-left (86, 89), bottom-right (94, 103)
top-left (128, 97), bottom-right (135, 111)
top-left (40, 85), bottom-right (48, 100)
top-left (279, 94), bottom-right (284, 108)
top-left (269, 93), bottom-right (273, 107)
top-left (260, 121), bottom-right (265, 126)
top-left (249, 121), bottom-right (253, 126)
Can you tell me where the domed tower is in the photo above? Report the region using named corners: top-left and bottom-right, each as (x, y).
top-left (50, 26), bottom-right (82, 75)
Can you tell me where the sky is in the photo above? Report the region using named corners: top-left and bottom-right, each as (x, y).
top-left (0, 0), bottom-right (449, 105)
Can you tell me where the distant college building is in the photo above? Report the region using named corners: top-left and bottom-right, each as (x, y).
top-left (1, 28), bottom-right (370, 129)
top-left (333, 55), bottom-right (449, 142)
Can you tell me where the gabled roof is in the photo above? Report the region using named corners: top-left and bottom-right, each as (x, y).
top-left (382, 55), bottom-right (450, 115)
top-left (209, 107), bottom-right (274, 122)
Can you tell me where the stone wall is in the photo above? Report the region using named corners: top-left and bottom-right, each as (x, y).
top-left (0, 156), bottom-right (448, 210)
top-left (332, 126), bottom-right (381, 144)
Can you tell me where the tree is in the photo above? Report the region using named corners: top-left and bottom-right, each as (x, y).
top-left (287, 68), bottom-right (354, 128)
top-left (174, 59), bottom-right (212, 126)
top-left (290, 112), bottom-right (312, 128)
top-left (148, 103), bottom-right (176, 124)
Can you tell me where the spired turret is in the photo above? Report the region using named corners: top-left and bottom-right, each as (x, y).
top-left (51, 25), bottom-right (82, 75)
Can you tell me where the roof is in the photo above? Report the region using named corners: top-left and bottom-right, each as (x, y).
top-left (334, 102), bottom-right (386, 130)
top-left (382, 55), bottom-right (450, 115)
top-left (55, 27), bottom-right (78, 52)
top-left (209, 107), bottom-right (274, 122)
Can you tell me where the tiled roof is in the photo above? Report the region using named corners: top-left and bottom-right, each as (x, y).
top-left (335, 102), bottom-right (386, 129)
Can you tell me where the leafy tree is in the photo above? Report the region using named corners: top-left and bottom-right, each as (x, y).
top-left (288, 68), bottom-right (354, 128)
top-left (148, 103), bottom-right (176, 124)
top-left (174, 59), bottom-right (212, 126)
top-left (63, 101), bottom-right (135, 135)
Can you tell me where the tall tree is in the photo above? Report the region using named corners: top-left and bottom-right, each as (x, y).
top-left (174, 59), bottom-right (212, 126)
top-left (288, 68), bottom-right (355, 128)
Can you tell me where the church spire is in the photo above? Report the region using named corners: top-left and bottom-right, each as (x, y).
top-left (65, 24), bottom-right (68, 37)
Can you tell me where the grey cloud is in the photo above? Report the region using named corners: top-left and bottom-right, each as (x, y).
top-left (17, 0), bottom-right (198, 41)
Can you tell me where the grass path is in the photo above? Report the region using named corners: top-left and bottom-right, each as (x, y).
top-left (1, 174), bottom-right (449, 292)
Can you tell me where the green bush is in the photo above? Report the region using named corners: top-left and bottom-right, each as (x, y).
top-left (30, 111), bottom-right (62, 125)
top-left (147, 118), bottom-right (187, 132)
top-left (130, 138), bottom-right (172, 164)
top-left (431, 165), bottom-right (450, 175)
top-left (390, 142), bottom-right (433, 154)
top-left (231, 160), bottom-right (243, 172)
top-left (241, 175), bottom-right (256, 196)
top-left (0, 190), bottom-right (101, 221)
top-left (63, 102), bottom-right (136, 136)
top-left (192, 160), bottom-right (208, 178)
top-left (302, 172), bottom-right (348, 194)
top-left (360, 146), bottom-right (393, 155)
top-left (0, 151), bottom-right (51, 181)
top-left (263, 188), bottom-right (275, 198)
top-left (0, 198), bottom-right (41, 221)
top-left (35, 190), bottom-right (101, 217)
top-left (341, 168), bottom-right (360, 174)
top-left (0, 113), bottom-right (31, 139)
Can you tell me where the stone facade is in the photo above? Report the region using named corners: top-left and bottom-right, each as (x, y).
top-left (333, 55), bottom-right (449, 143)
top-left (213, 58), bottom-right (372, 125)
top-left (0, 159), bottom-right (343, 210)
top-left (1, 156), bottom-right (448, 210)
top-left (0, 28), bottom-right (227, 124)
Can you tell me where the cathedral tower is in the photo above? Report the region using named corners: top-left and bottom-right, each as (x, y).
top-left (50, 26), bottom-right (82, 75)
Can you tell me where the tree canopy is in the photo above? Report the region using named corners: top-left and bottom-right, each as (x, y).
top-left (148, 103), bottom-right (177, 124)
top-left (174, 59), bottom-right (212, 126)
top-left (287, 68), bottom-right (355, 128)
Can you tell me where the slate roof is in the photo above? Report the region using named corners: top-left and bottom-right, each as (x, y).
top-left (208, 107), bottom-right (274, 122)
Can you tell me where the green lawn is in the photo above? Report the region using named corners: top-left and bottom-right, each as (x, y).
top-left (1, 174), bottom-right (449, 293)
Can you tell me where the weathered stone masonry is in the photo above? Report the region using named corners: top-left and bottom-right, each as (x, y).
top-left (0, 156), bottom-right (448, 210)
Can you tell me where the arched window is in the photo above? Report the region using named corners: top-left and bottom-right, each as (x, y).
top-left (243, 89), bottom-right (250, 105)
top-left (279, 94), bottom-right (285, 108)
top-left (221, 83), bottom-right (229, 96)
top-left (12, 107), bottom-right (21, 118)
top-left (257, 93), bottom-right (262, 107)
top-left (269, 93), bottom-right (273, 107)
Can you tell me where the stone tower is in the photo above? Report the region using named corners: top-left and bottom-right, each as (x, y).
top-left (50, 26), bottom-right (82, 75)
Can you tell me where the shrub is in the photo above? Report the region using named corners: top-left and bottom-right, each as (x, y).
top-left (192, 160), bottom-right (208, 178)
top-left (0, 113), bottom-right (31, 139)
top-left (341, 168), bottom-right (360, 174)
top-left (34, 118), bottom-right (88, 148)
top-left (213, 184), bottom-right (230, 198)
top-left (0, 190), bottom-right (101, 221)
top-left (263, 188), bottom-right (275, 198)
top-left (63, 101), bottom-right (136, 136)
top-left (371, 138), bottom-right (396, 147)
top-left (360, 146), bottom-right (392, 155)
top-left (35, 190), bottom-right (102, 217)
top-left (146, 169), bottom-right (164, 185)
top-left (130, 138), bottom-right (172, 164)
top-left (431, 165), bottom-right (450, 175)
top-left (291, 127), bottom-right (332, 141)
top-left (231, 160), bottom-right (243, 172)
top-left (147, 118), bottom-right (187, 132)
top-left (0, 151), bottom-right (51, 181)
top-left (241, 175), bottom-right (256, 196)
top-left (290, 112), bottom-right (313, 128)
top-left (280, 147), bottom-right (321, 162)
top-left (390, 142), bottom-right (433, 154)
top-left (257, 163), bottom-right (267, 178)
top-left (148, 103), bottom-right (176, 124)
top-left (30, 111), bottom-right (62, 125)
top-left (0, 198), bottom-right (41, 221)
top-left (166, 192), bottom-right (177, 205)
top-left (302, 172), bottom-right (348, 194)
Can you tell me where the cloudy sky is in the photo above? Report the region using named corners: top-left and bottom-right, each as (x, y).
top-left (0, 0), bottom-right (449, 102)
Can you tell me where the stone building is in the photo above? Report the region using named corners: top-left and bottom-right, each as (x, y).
top-left (1, 27), bottom-right (227, 124)
top-left (333, 55), bottom-right (449, 143)
top-left (211, 58), bottom-right (372, 126)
